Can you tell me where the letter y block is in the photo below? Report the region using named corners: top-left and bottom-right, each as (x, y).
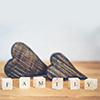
top-left (84, 78), bottom-right (98, 90)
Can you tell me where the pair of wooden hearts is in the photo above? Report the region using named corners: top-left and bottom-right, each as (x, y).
top-left (4, 42), bottom-right (87, 80)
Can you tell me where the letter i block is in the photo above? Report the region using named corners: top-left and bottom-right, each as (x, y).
top-left (1, 78), bottom-right (13, 90)
top-left (84, 78), bottom-right (98, 90)
top-left (33, 76), bottom-right (45, 88)
top-left (52, 77), bottom-right (63, 89)
top-left (19, 77), bottom-right (30, 89)
top-left (68, 78), bottom-right (80, 90)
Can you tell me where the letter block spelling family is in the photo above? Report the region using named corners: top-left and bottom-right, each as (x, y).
top-left (33, 76), bottom-right (45, 88)
top-left (52, 77), bottom-right (63, 90)
top-left (84, 78), bottom-right (98, 90)
top-left (19, 77), bottom-right (30, 89)
top-left (1, 77), bottom-right (98, 90)
top-left (1, 78), bottom-right (13, 90)
top-left (68, 78), bottom-right (80, 90)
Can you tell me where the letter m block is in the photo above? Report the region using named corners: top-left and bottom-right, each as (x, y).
top-left (33, 76), bottom-right (45, 88)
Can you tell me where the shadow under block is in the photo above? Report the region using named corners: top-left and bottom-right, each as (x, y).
top-left (19, 77), bottom-right (30, 89)
top-left (68, 78), bottom-right (80, 90)
top-left (33, 76), bottom-right (45, 88)
top-left (1, 78), bottom-right (13, 90)
top-left (52, 77), bottom-right (63, 90)
top-left (84, 78), bottom-right (98, 90)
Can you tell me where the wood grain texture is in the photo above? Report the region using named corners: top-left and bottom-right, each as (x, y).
top-left (4, 42), bottom-right (47, 78)
top-left (0, 61), bottom-right (100, 100)
top-left (47, 53), bottom-right (87, 80)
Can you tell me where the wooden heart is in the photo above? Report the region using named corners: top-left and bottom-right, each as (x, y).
top-left (4, 42), bottom-right (47, 78)
top-left (47, 53), bottom-right (87, 80)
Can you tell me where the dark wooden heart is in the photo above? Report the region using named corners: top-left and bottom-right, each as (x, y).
top-left (47, 53), bottom-right (87, 80)
top-left (4, 42), bottom-right (47, 78)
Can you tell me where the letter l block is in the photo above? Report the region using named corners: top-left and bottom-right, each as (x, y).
top-left (68, 78), bottom-right (80, 90)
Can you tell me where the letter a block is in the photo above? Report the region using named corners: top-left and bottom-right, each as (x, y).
top-left (52, 77), bottom-right (63, 89)
top-left (1, 78), bottom-right (13, 90)
top-left (19, 77), bottom-right (30, 89)
top-left (68, 78), bottom-right (80, 90)
top-left (33, 76), bottom-right (45, 88)
top-left (84, 78), bottom-right (98, 90)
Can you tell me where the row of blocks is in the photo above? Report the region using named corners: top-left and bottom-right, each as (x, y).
top-left (1, 77), bottom-right (98, 90)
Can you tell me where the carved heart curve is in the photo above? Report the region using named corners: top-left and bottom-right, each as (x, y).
top-left (47, 53), bottom-right (87, 80)
top-left (4, 42), bottom-right (47, 78)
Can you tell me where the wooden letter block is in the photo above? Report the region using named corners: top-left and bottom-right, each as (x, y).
top-left (52, 77), bottom-right (63, 90)
top-left (68, 78), bottom-right (80, 90)
top-left (84, 78), bottom-right (98, 90)
top-left (19, 77), bottom-right (30, 89)
top-left (33, 76), bottom-right (45, 88)
top-left (1, 78), bottom-right (13, 90)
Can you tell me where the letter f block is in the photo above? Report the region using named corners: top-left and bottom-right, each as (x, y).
top-left (1, 78), bottom-right (13, 90)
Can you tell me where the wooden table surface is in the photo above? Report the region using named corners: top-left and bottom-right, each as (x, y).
top-left (0, 61), bottom-right (100, 100)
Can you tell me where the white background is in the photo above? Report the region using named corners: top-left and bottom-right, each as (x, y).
top-left (0, 0), bottom-right (100, 61)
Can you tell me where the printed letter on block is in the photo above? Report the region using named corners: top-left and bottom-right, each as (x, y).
top-left (33, 76), bottom-right (45, 88)
top-left (52, 77), bottom-right (63, 90)
top-left (19, 77), bottom-right (30, 89)
top-left (84, 78), bottom-right (98, 90)
top-left (1, 78), bottom-right (13, 90)
top-left (68, 78), bottom-right (80, 90)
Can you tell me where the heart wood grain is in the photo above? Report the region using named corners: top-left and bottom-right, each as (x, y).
top-left (47, 53), bottom-right (87, 80)
top-left (4, 42), bottom-right (47, 78)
